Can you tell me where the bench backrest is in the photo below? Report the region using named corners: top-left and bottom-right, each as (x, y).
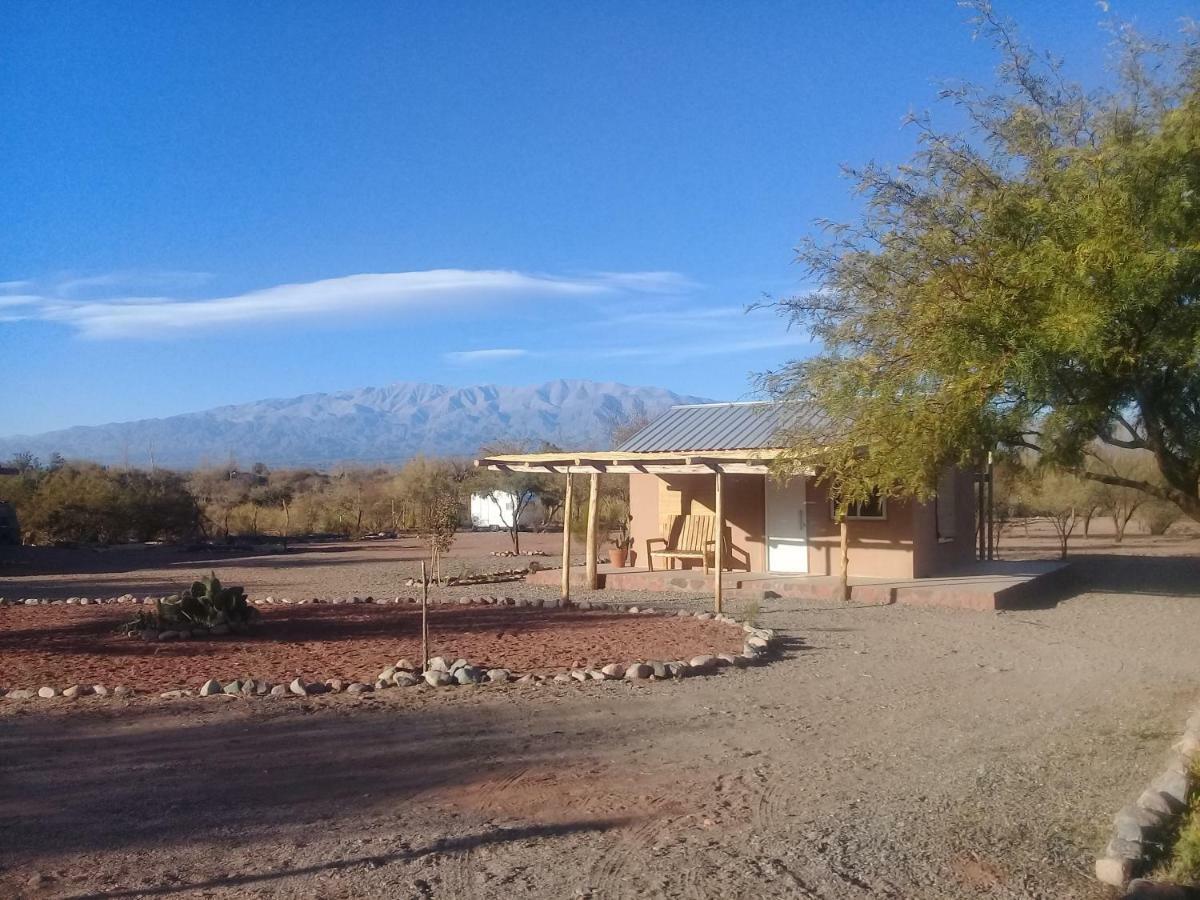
top-left (660, 515), bottom-right (715, 553)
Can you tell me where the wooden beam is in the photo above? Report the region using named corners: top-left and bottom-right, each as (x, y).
top-left (560, 472), bottom-right (574, 602)
top-left (714, 470), bottom-right (724, 614)
top-left (839, 516), bottom-right (849, 602)
top-left (585, 473), bottom-right (599, 590)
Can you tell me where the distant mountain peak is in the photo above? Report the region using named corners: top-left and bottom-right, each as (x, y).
top-left (0, 380), bottom-right (714, 468)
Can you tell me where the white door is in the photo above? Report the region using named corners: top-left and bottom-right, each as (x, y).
top-left (766, 477), bottom-right (809, 573)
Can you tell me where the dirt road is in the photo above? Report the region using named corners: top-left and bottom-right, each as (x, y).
top-left (2, 550), bottom-right (1199, 898)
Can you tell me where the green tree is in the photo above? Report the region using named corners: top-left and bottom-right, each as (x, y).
top-left (766, 4), bottom-right (1200, 520)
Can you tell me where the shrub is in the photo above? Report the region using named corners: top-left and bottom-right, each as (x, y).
top-left (124, 574), bottom-right (257, 634)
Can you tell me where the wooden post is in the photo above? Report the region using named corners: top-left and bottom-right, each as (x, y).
top-left (839, 515), bottom-right (850, 602)
top-left (420, 561), bottom-right (429, 672)
top-left (714, 469), bottom-right (724, 614)
top-left (986, 450), bottom-right (995, 561)
top-left (977, 458), bottom-right (986, 560)
top-left (561, 472), bottom-right (574, 602)
top-left (585, 472), bottom-right (599, 590)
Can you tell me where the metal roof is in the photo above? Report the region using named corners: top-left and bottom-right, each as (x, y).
top-left (617, 401), bottom-right (832, 453)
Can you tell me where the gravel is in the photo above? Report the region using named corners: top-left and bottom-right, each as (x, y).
top-left (2, 540), bottom-right (1199, 897)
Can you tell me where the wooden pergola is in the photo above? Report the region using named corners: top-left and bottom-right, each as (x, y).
top-left (474, 449), bottom-right (827, 612)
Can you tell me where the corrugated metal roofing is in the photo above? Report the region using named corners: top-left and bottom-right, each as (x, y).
top-left (617, 401), bottom-right (832, 453)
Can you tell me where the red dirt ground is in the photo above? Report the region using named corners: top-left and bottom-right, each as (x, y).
top-left (0, 603), bottom-right (745, 691)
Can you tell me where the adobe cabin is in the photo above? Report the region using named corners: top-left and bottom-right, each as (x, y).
top-left (475, 400), bottom-right (989, 610)
top-left (619, 402), bottom-right (976, 581)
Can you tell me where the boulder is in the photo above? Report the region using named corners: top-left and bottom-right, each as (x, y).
top-left (449, 658), bottom-right (470, 672)
top-left (1150, 769), bottom-right (1191, 809)
top-left (92, 685), bottom-right (109, 697)
top-left (37, 686), bottom-right (59, 699)
top-left (393, 672), bottom-right (420, 687)
top-left (424, 671), bottom-right (454, 687)
top-left (569, 669), bottom-right (589, 683)
top-left (427, 656), bottom-right (450, 673)
top-left (254, 681), bottom-right (272, 696)
top-left (667, 662), bottom-right (692, 678)
top-left (395, 659), bottom-right (416, 672)
top-left (688, 655), bottom-right (717, 672)
top-left (600, 663), bottom-right (624, 679)
top-left (113, 686), bottom-right (133, 698)
top-left (553, 673), bottom-right (572, 683)
top-left (454, 666), bottom-right (482, 685)
top-left (715, 654), bottom-right (737, 667)
top-left (378, 667), bottom-right (397, 683)
top-left (62, 684), bottom-right (90, 699)
top-left (485, 669), bottom-right (511, 684)
top-left (624, 663), bottom-right (653, 680)
top-left (222, 680), bottom-right (242, 695)
top-left (1114, 805), bottom-right (1167, 843)
top-left (374, 680), bottom-right (390, 690)
top-left (270, 684), bottom-right (289, 697)
top-left (1094, 855), bottom-right (1132, 889)
top-left (199, 680), bottom-right (223, 696)
top-left (288, 677), bottom-right (310, 696)
top-left (8, 689), bottom-right (35, 700)
top-left (346, 682), bottom-right (373, 694)
top-left (325, 679), bottom-right (345, 693)
top-left (588, 670), bottom-right (607, 681)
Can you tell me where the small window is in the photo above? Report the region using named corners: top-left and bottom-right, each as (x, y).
top-left (830, 489), bottom-right (887, 521)
top-left (936, 468), bottom-right (956, 541)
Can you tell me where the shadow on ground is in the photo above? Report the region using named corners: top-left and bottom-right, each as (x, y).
top-left (0, 700), bottom-right (646, 865)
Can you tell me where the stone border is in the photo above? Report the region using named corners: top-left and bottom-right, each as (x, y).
top-left (0, 596), bottom-right (782, 702)
top-left (1095, 703), bottom-right (1200, 890)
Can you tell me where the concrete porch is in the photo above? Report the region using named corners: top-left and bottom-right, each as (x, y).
top-left (526, 559), bottom-right (1073, 611)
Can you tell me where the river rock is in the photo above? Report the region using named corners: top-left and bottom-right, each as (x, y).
top-left (62, 684), bottom-right (90, 699)
top-left (485, 668), bottom-right (511, 683)
top-left (8, 689), bottom-right (35, 700)
top-left (427, 656), bottom-right (449, 673)
top-left (454, 666), bottom-right (482, 685)
top-left (600, 663), bottom-right (624, 679)
top-left (37, 686), bottom-right (59, 699)
top-left (92, 684), bottom-right (109, 697)
top-left (346, 682), bottom-right (373, 694)
top-left (424, 671), bottom-right (454, 687)
top-left (378, 666), bottom-right (397, 683)
top-left (624, 663), bottom-right (653, 680)
top-left (393, 672), bottom-right (420, 687)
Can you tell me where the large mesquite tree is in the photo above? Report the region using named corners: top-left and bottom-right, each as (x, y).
top-left (767, 3), bottom-right (1200, 518)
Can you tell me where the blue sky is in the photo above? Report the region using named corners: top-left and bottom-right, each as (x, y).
top-left (0, 1), bottom-right (1189, 436)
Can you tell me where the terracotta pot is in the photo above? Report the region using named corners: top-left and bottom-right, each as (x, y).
top-left (608, 548), bottom-right (629, 568)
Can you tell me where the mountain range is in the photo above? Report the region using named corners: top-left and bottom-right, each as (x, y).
top-left (0, 380), bottom-right (712, 469)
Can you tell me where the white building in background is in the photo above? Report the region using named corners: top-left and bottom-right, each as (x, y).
top-left (469, 490), bottom-right (544, 531)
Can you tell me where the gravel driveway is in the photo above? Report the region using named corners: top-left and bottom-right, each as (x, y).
top-left (1, 551), bottom-right (1198, 899)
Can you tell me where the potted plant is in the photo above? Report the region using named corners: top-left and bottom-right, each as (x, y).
top-left (608, 521), bottom-right (634, 567)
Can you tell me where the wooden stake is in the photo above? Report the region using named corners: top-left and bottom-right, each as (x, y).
top-left (420, 561), bottom-right (429, 672)
top-left (585, 473), bottom-right (599, 590)
top-left (560, 473), bottom-right (574, 602)
top-left (839, 515), bottom-right (850, 602)
top-left (714, 469), bottom-right (724, 614)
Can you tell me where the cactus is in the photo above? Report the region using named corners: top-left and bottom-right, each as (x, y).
top-left (121, 572), bottom-right (257, 634)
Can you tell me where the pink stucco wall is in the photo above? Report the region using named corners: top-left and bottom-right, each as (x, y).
top-left (627, 469), bottom-right (976, 579)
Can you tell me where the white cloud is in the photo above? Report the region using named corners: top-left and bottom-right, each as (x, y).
top-left (9, 268), bottom-right (693, 340)
top-left (55, 270), bottom-right (214, 298)
top-left (444, 348), bottom-right (530, 363)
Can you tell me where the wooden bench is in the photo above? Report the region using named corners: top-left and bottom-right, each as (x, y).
top-left (646, 515), bottom-right (716, 574)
